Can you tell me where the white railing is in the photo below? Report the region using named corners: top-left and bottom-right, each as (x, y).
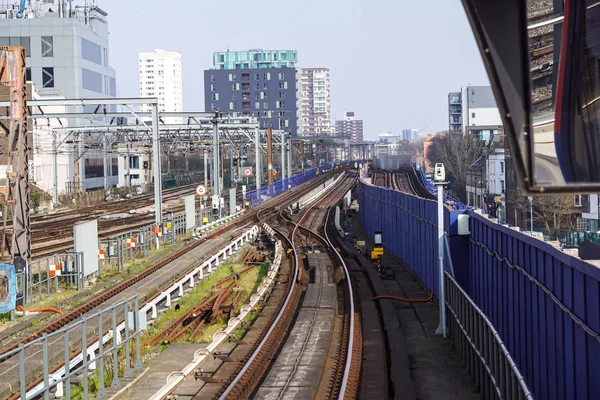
top-left (27, 225), bottom-right (260, 399)
top-left (148, 228), bottom-right (284, 400)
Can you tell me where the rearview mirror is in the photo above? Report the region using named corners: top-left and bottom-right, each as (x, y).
top-left (462, 0), bottom-right (600, 194)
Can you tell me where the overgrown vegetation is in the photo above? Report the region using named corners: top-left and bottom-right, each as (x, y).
top-left (69, 256), bottom-right (269, 398)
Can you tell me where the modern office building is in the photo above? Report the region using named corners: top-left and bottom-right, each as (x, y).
top-left (335, 111), bottom-right (363, 142)
top-left (298, 68), bottom-right (331, 137)
top-left (204, 49), bottom-right (298, 135)
top-left (0, 0), bottom-right (118, 192)
top-left (139, 49), bottom-right (183, 114)
top-left (448, 86), bottom-right (502, 134)
top-left (400, 128), bottom-right (419, 141)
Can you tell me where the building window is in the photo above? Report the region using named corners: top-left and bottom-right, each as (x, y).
top-left (129, 156), bottom-right (140, 169)
top-left (42, 67), bottom-right (54, 88)
top-left (242, 73), bottom-right (250, 81)
top-left (279, 91), bottom-right (285, 99)
top-left (41, 36), bottom-right (54, 57)
top-left (84, 158), bottom-right (104, 178)
top-left (211, 84), bottom-right (215, 91)
top-left (82, 68), bottom-right (102, 92)
top-left (472, 112), bottom-right (475, 118)
top-left (229, 73), bottom-right (236, 81)
top-left (81, 38), bottom-right (102, 64)
top-left (211, 74), bottom-right (215, 82)
top-left (278, 72), bottom-right (285, 80)
top-left (263, 102), bottom-right (268, 109)
top-left (242, 92), bottom-right (250, 100)
top-left (255, 102), bottom-right (260, 109)
top-left (229, 102), bottom-right (236, 110)
top-left (25, 68), bottom-right (31, 82)
top-left (212, 93), bottom-right (219, 101)
top-left (232, 93), bottom-right (237, 100)
top-left (264, 72), bottom-right (271, 80)
top-left (500, 180), bottom-right (505, 193)
top-left (254, 82), bottom-right (260, 90)
top-left (111, 158), bottom-right (118, 176)
top-left (575, 195), bottom-right (583, 207)
top-left (255, 73), bottom-right (260, 80)
top-left (500, 161), bottom-right (504, 173)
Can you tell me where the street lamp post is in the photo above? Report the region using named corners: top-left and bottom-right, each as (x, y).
top-left (528, 196), bottom-right (533, 235)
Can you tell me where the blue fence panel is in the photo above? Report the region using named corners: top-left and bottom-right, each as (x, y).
top-left (357, 180), bottom-right (465, 296)
top-left (468, 211), bottom-right (600, 400)
top-left (244, 163), bottom-right (337, 208)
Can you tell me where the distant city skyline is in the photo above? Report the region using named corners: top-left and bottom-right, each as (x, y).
top-left (100, 0), bottom-right (491, 140)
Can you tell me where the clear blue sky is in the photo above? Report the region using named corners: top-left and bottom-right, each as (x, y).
top-left (101, 0), bottom-right (490, 140)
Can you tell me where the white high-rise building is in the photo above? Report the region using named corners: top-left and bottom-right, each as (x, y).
top-left (298, 68), bottom-right (331, 136)
top-left (139, 49), bottom-right (183, 115)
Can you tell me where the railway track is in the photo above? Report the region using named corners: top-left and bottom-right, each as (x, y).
top-left (212, 174), bottom-right (360, 400)
top-left (0, 171), bottom-right (341, 400)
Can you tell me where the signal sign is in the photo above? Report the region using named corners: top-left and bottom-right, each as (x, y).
top-left (196, 185), bottom-right (207, 197)
top-left (243, 168), bottom-right (253, 177)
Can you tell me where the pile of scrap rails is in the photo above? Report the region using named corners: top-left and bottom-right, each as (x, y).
top-left (148, 265), bottom-right (261, 346)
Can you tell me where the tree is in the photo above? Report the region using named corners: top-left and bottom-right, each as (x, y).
top-left (516, 195), bottom-right (578, 239)
top-left (427, 133), bottom-right (483, 201)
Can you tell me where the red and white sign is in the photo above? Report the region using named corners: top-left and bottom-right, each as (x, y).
top-left (196, 184), bottom-right (207, 196)
top-left (243, 167), bottom-right (253, 177)
top-left (50, 264), bottom-right (62, 277)
top-left (127, 238), bottom-right (137, 248)
top-left (98, 249), bottom-right (105, 260)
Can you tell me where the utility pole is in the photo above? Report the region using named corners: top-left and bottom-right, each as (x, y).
top-left (212, 113), bottom-right (220, 199)
top-left (152, 103), bottom-right (162, 249)
top-left (2, 47), bottom-right (30, 262)
top-left (280, 132), bottom-right (286, 190)
top-left (287, 135), bottom-right (292, 182)
top-left (103, 133), bottom-right (108, 190)
top-left (267, 127), bottom-right (273, 186)
top-left (203, 149), bottom-right (208, 188)
top-left (255, 126), bottom-right (261, 191)
top-left (301, 141), bottom-right (305, 173)
top-left (53, 132), bottom-right (58, 203)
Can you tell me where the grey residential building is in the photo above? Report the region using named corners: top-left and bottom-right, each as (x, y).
top-left (335, 111), bottom-right (363, 142)
top-left (204, 49), bottom-right (298, 135)
top-left (448, 86), bottom-right (502, 134)
top-left (0, 0), bottom-right (118, 192)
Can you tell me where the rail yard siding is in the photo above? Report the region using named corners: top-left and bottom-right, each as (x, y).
top-left (358, 179), bottom-right (600, 399)
top-left (469, 212), bottom-right (600, 400)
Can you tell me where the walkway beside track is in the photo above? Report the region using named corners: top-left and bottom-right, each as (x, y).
top-left (339, 211), bottom-right (478, 400)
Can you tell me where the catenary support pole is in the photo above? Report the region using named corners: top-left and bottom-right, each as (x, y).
top-left (267, 128), bottom-right (273, 186)
top-left (152, 103), bottom-right (162, 249)
top-left (255, 126), bottom-right (261, 191)
top-left (280, 132), bottom-right (286, 191)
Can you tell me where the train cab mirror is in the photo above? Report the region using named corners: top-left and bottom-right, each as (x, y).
top-left (462, 0), bottom-right (600, 194)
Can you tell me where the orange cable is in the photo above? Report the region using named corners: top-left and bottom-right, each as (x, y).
top-left (16, 305), bottom-right (62, 314)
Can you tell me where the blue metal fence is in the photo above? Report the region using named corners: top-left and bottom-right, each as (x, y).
top-left (357, 180), bottom-right (464, 296)
top-left (245, 164), bottom-right (337, 208)
top-left (357, 179), bottom-right (600, 399)
top-left (468, 212), bottom-right (600, 400)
